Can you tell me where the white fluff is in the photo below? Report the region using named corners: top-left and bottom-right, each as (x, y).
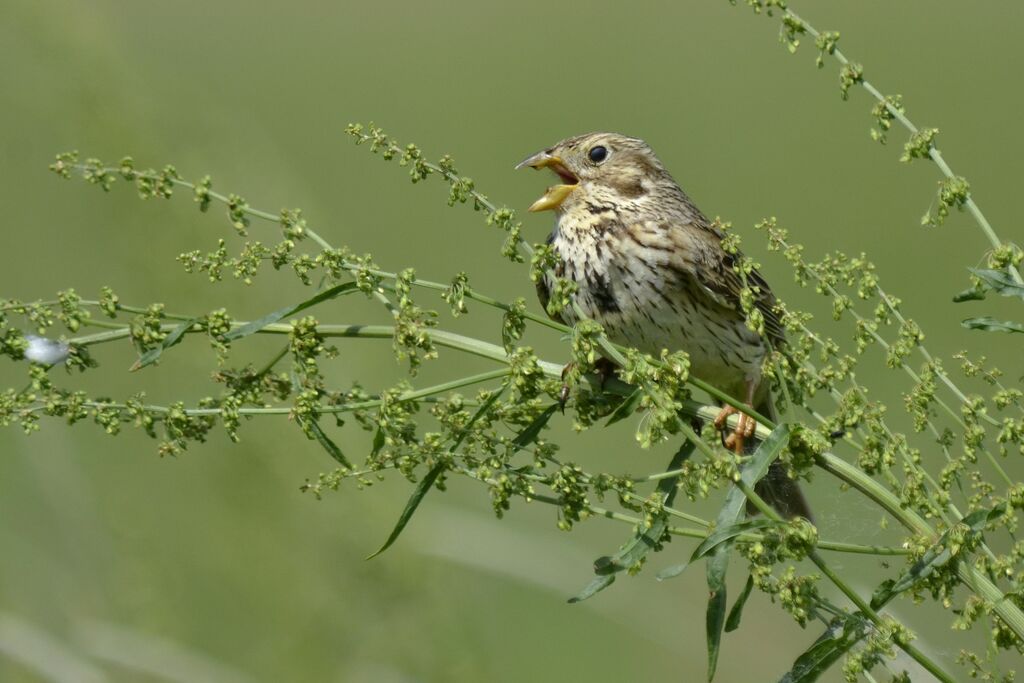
top-left (24, 335), bottom-right (70, 365)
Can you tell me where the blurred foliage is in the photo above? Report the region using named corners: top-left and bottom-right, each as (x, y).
top-left (2, 1), bottom-right (1024, 681)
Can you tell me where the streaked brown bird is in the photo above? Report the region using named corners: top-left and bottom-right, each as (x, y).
top-left (517, 132), bottom-right (811, 520)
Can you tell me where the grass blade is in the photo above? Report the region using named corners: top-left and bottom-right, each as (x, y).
top-left (223, 281), bottom-right (360, 341)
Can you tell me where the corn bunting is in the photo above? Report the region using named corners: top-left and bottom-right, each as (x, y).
top-left (517, 132), bottom-right (811, 520)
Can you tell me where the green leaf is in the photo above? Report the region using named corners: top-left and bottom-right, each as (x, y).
top-left (604, 387), bottom-right (644, 426)
top-left (969, 268), bottom-right (1024, 300)
top-left (570, 442), bottom-right (695, 600)
top-left (962, 316), bottom-right (1024, 333)
top-left (690, 518), bottom-right (778, 562)
top-left (568, 575), bottom-right (615, 603)
top-left (301, 417), bottom-right (352, 468)
top-left (366, 460), bottom-right (446, 560)
top-left (776, 509), bottom-right (1004, 683)
top-left (870, 504), bottom-right (1005, 609)
top-left (952, 286), bottom-right (987, 303)
top-left (223, 281), bottom-right (360, 341)
top-left (778, 615), bottom-right (870, 683)
top-left (725, 574), bottom-right (755, 633)
top-left (366, 384), bottom-right (508, 561)
top-left (370, 427), bottom-right (386, 458)
top-left (656, 561), bottom-right (689, 581)
top-left (511, 403), bottom-right (560, 452)
top-left (706, 423), bottom-right (790, 682)
top-left (706, 576), bottom-right (727, 681)
top-left (129, 317), bottom-right (200, 371)
top-left (453, 385), bottom-right (508, 450)
top-left (779, 502), bottom-right (1002, 683)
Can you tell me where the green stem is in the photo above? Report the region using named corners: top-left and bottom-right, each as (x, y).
top-left (784, 7), bottom-right (1022, 285)
top-left (808, 550), bottom-right (958, 683)
top-left (694, 432), bottom-right (953, 677)
top-left (466, 469), bottom-right (908, 557)
top-left (72, 164), bottom-right (402, 316)
top-left (817, 451), bottom-right (1024, 641)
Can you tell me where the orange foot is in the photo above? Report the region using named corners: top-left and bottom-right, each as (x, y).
top-left (714, 404), bottom-right (757, 454)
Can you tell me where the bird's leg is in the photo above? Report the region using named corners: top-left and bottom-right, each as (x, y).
top-left (715, 382), bottom-right (759, 454)
top-left (593, 357), bottom-right (618, 386)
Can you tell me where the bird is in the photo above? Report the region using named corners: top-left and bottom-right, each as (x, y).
top-left (516, 132), bottom-right (811, 520)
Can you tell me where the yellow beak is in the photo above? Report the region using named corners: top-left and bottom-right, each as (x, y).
top-left (515, 151), bottom-right (579, 212)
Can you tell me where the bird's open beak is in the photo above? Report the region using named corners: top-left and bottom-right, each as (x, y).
top-left (515, 150), bottom-right (579, 212)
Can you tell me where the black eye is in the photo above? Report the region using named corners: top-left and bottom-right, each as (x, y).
top-left (588, 146), bottom-right (608, 163)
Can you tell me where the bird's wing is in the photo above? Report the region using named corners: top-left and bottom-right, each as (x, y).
top-left (668, 219), bottom-right (787, 348)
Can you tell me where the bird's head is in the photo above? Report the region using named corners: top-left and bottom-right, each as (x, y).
top-left (515, 132), bottom-right (671, 213)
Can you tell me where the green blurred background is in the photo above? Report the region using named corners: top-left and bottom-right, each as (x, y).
top-left (1, 2), bottom-right (1022, 681)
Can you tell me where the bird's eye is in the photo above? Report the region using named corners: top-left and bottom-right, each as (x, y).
top-left (588, 146), bottom-right (608, 163)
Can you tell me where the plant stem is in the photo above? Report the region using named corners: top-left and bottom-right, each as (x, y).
top-left (808, 550), bottom-right (958, 683)
top-left (785, 8), bottom-right (1022, 285)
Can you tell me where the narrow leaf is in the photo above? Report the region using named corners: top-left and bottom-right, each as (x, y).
top-left (962, 317), bottom-right (1024, 333)
top-left (706, 577), bottom-right (727, 681)
top-left (870, 503), bottom-right (1005, 608)
top-left (366, 384), bottom-right (508, 560)
top-left (129, 317), bottom-right (200, 371)
top-left (724, 574), bottom-right (755, 633)
top-left (604, 387), bottom-right (644, 426)
top-left (301, 417), bottom-right (353, 468)
top-left (780, 507), bottom-right (999, 683)
top-left (952, 287), bottom-right (987, 303)
top-left (568, 574), bottom-right (615, 603)
top-left (366, 460), bottom-right (446, 560)
top-left (706, 423), bottom-right (790, 682)
top-left (656, 561), bottom-right (689, 581)
top-left (969, 268), bottom-right (1024, 300)
top-left (777, 504), bottom-right (993, 683)
top-left (778, 616), bottom-right (870, 683)
top-left (570, 442), bottom-right (695, 598)
top-left (690, 518), bottom-right (778, 562)
top-left (223, 281), bottom-right (360, 341)
top-left (370, 427), bottom-right (386, 458)
top-left (511, 403), bottom-right (560, 452)
top-left (453, 385), bottom-right (508, 451)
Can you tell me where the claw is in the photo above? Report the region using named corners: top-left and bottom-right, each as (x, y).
top-left (714, 405), bottom-right (738, 431)
top-left (715, 405), bottom-right (757, 454)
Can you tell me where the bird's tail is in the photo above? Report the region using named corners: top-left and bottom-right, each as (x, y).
top-left (746, 396), bottom-right (813, 522)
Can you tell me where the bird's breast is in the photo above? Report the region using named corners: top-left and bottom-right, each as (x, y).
top-left (546, 214), bottom-right (766, 392)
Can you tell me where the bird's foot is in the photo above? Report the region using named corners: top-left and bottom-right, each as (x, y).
top-left (714, 404), bottom-right (757, 454)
